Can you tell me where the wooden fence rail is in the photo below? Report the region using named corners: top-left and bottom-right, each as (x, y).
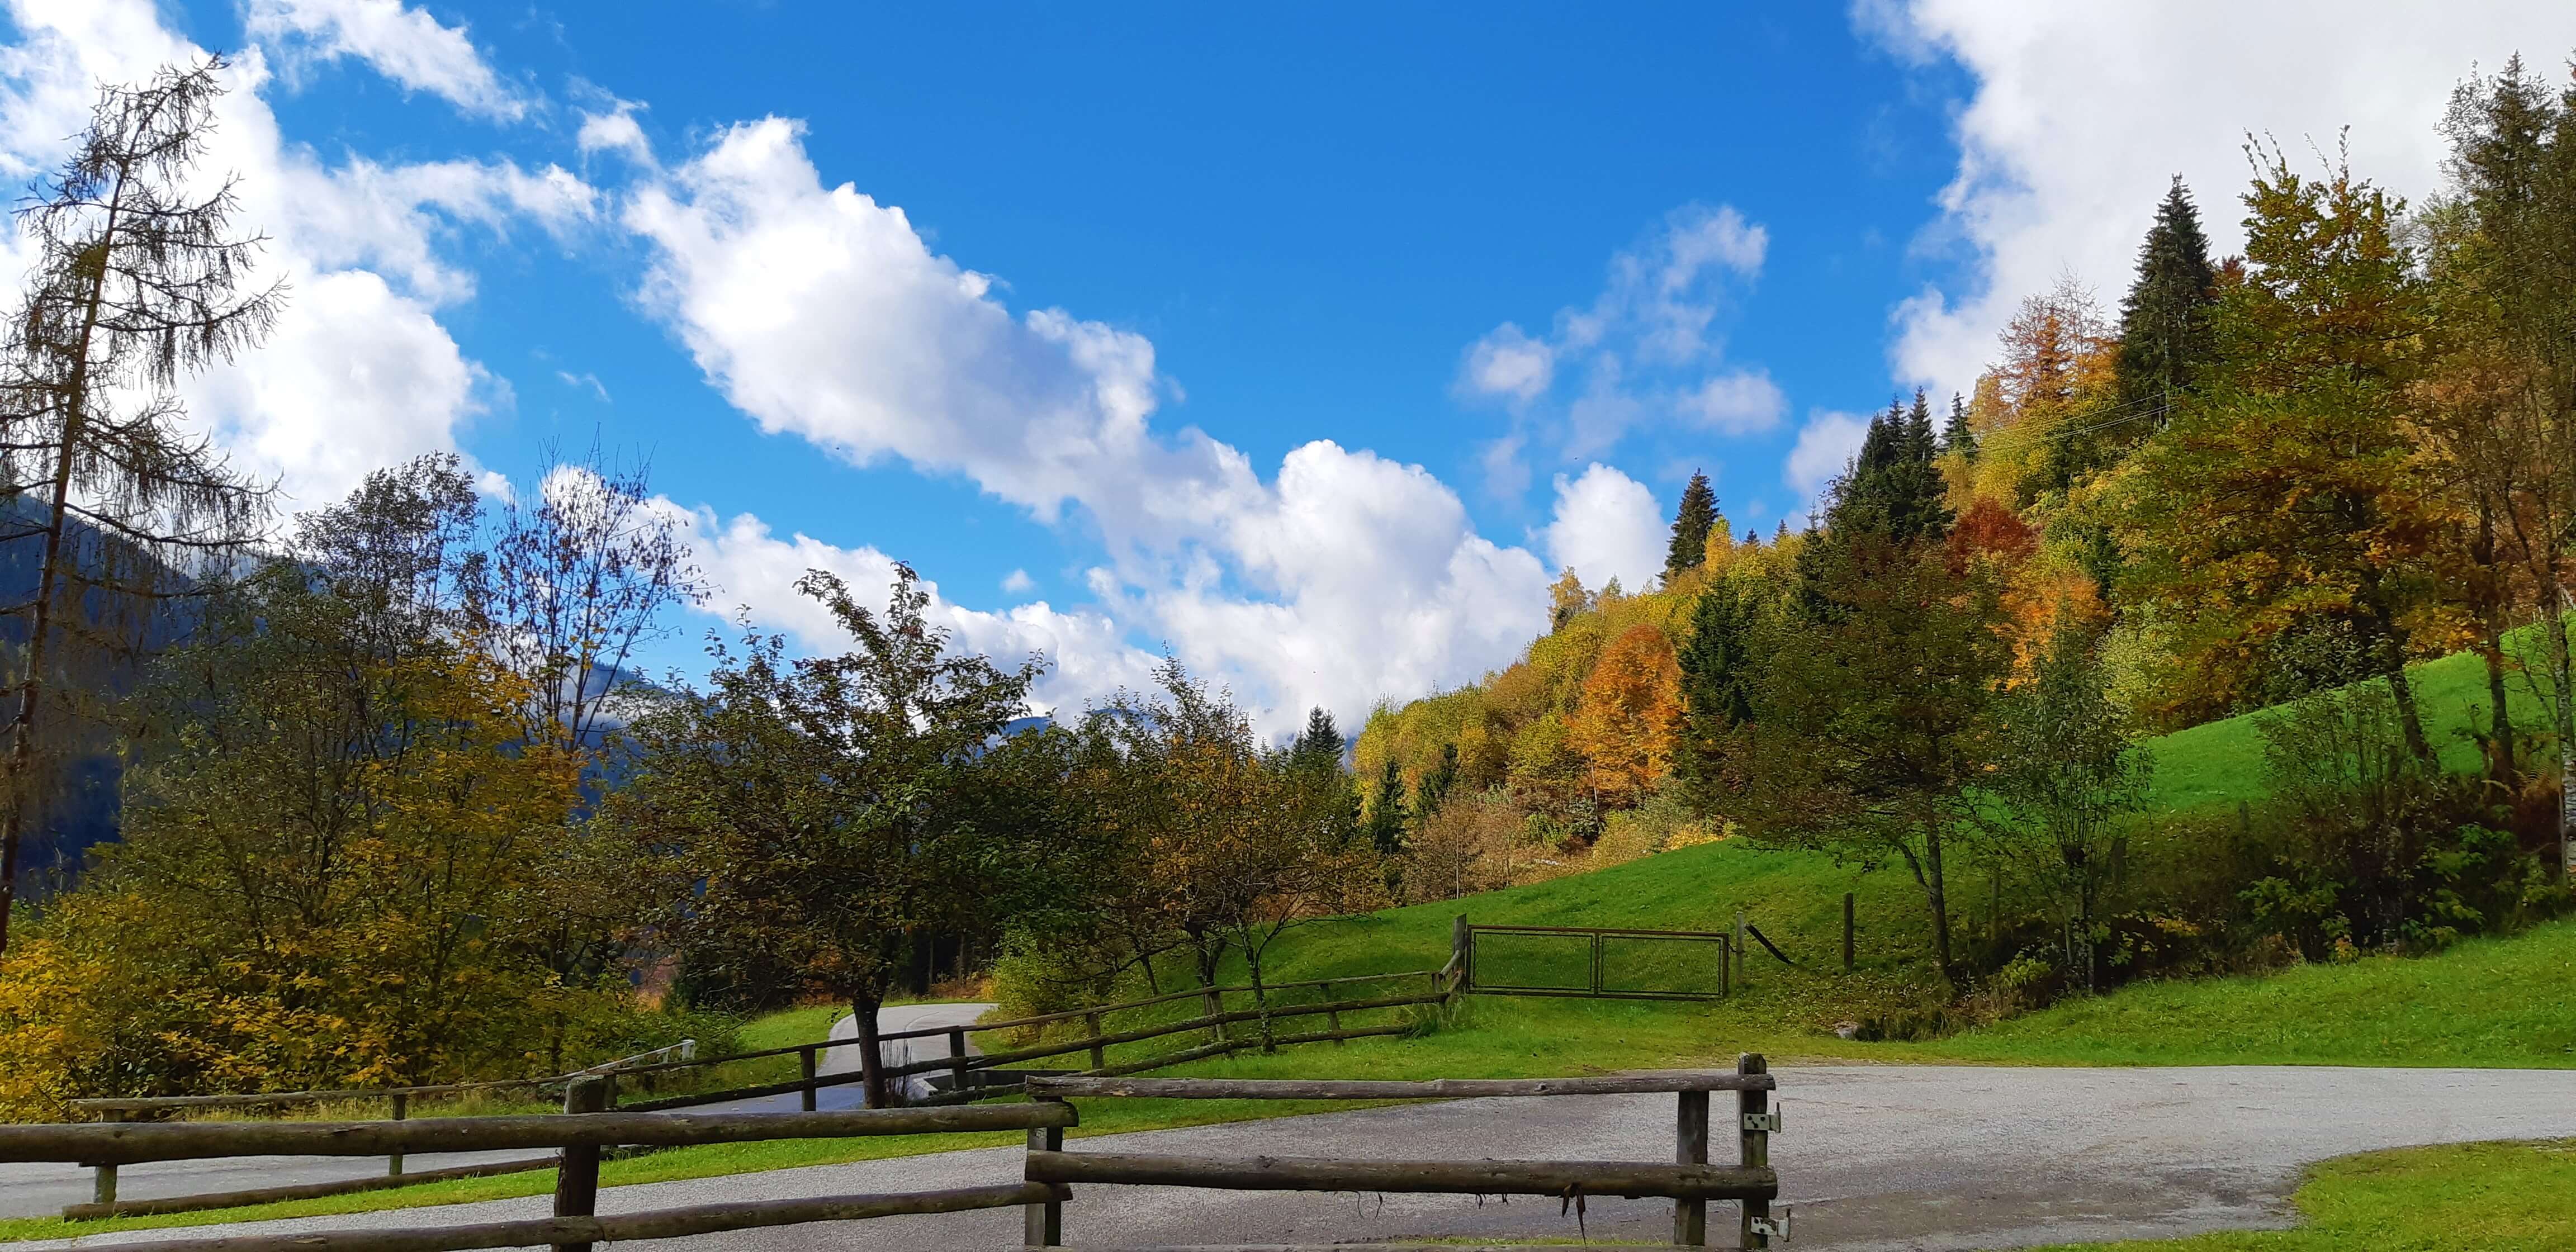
top-left (1018, 1056), bottom-right (1786, 1250)
top-left (28, 1062), bottom-right (1787, 1251)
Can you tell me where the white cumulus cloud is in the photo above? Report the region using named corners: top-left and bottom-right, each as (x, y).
top-left (619, 116), bottom-right (1571, 734)
top-left (1862, 0), bottom-right (2576, 393)
top-left (1540, 463), bottom-right (1667, 594)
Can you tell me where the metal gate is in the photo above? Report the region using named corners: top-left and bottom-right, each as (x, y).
top-left (1457, 922), bottom-right (1734, 1000)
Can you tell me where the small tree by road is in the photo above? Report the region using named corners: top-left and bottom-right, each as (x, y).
top-left (608, 566), bottom-right (1060, 1106)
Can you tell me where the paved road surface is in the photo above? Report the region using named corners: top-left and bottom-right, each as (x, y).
top-left (19, 1064), bottom-right (2576, 1249)
top-left (0, 1003), bottom-right (991, 1222)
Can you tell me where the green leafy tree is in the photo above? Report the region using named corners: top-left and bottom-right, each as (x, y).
top-left (1664, 470), bottom-right (1720, 584)
top-left (609, 566), bottom-right (1057, 1107)
top-left (1979, 624), bottom-right (2154, 990)
top-left (1737, 532), bottom-right (2008, 988)
top-left (2117, 143), bottom-right (2445, 752)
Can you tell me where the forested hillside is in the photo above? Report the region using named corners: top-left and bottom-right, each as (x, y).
top-left (1358, 59), bottom-right (2576, 993)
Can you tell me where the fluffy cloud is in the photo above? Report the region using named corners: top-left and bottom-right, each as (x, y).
top-left (627, 117), bottom-right (1191, 529)
top-left (1786, 409), bottom-right (1871, 501)
top-left (1863, 0), bottom-right (2576, 392)
top-left (0, 0), bottom-right (593, 506)
top-left (1541, 464), bottom-right (1666, 593)
top-left (659, 504), bottom-right (1164, 718)
top-left (622, 117), bottom-right (1576, 733)
top-left (245, 0), bottom-right (527, 121)
top-left (1457, 202), bottom-right (1779, 466)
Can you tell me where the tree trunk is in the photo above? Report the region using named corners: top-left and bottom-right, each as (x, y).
top-left (1922, 819), bottom-right (1955, 990)
top-left (2384, 665), bottom-right (2432, 769)
top-left (2555, 608), bottom-right (2576, 881)
top-left (850, 989), bottom-right (891, 1109)
top-left (2474, 507), bottom-right (2516, 785)
top-left (1191, 936), bottom-right (1227, 1044)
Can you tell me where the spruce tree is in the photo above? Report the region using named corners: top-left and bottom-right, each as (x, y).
top-left (1826, 395), bottom-right (1952, 545)
top-left (2115, 177), bottom-right (2219, 421)
top-left (1664, 470), bottom-right (1720, 584)
top-left (1362, 758), bottom-right (1409, 857)
top-left (1675, 580), bottom-right (1757, 798)
top-left (1289, 706), bottom-right (1343, 773)
top-left (1941, 392), bottom-right (1976, 459)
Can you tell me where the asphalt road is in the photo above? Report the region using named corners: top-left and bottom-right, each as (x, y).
top-left (16, 1063), bottom-right (2576, 1249)
top-left (0, 1003), bottom-right (991, 1222)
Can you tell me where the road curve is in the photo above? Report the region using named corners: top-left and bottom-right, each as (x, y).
top-left (12, 1064), bottom-right (2574, 1249)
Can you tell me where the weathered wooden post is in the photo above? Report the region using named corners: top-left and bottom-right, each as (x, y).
top-left (1589, 931), bottom-right (1606, 995)
top-left (1737, 1053), bottom-right (1771, 1249)
top-left (553, 1075), bottom-right (611, 1252)
top-left (1843, 893), bottom-right (1856, 974)
top-left (1025, 1095), bottom-right (1067, 1246)
top-left (91, 1109), bottom-right (121, 1212)
top-left (1673, 1087), bottom-right (1710, 1246)
top-left (948, 1028), bottom-right (970, 1092)
top-left (1085, 1012), bottom-right (1106, 1070)
top-left (387, 1091), bottom-right (409, 1177)
top-left (798, 1045), bottom-right (818, 1112)
top-left (1451, 914), bottom-right (1471, 1000)
top-left (1323, 980), bottom-right (1344, 1045)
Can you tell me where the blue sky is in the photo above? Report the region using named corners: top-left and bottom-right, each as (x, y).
top-left (6, 1), bottom-right (2570, 734)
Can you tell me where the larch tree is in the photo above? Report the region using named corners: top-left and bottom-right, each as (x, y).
top-left (1566, 623), bottom-right (1683, 808)
top-left (0, 60), bottom-right (281, 951)
top-left (1664, 470), bottom-right (1721, 585)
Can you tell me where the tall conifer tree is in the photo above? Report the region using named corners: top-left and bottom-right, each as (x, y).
top-left (2116, 177), bottom-right (2220, 420)
top-left (1663, 471), bottom-right (1720, 584)
top-left (1940, 392), bottom-right (1976, 459)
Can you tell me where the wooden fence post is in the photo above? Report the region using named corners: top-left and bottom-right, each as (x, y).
top-left (798, 1046), bottom-right (819, 1112)
top-left (552, 1075), bottom-right (610, 1252)
top-left (1673, 1088), bottom-right (1709, 1246)
top-left (1451, 914), bottom-right (1471, 1000)
top-left (92, 1109), bottom-right (121, 1212)
top-left (1085, 1012), bottom-right (1106, 1070)
top-left (1024, 1097), bottom-right (1066, 1246)
top-left (1324, 980), bottom-right (1344, 1045)
top-left (387, 1092), bottom-right (408, 1178)
top-left (1737, 1053), bottom-right (1770, 1249)
top-left (948, 1028), bottom-right (970, 1092)
top-left (1720, 933), bottom-right (1730, 1000)
top-left (1843, 893), bottom-right (1855, 974)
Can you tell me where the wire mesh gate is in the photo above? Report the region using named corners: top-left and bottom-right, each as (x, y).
top-left (1456, 922), bottom-right (1735, 1000)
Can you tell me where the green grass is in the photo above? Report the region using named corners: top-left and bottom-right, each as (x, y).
top-left (2030, 1139), bottom-right (2576, 1251)
top-left (1924, 915), bottom-right (2576, 1069)
top-left (2146, 641), bottom-right (2537, 812)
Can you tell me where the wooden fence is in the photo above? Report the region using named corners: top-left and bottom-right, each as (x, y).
top-left (1019, 1057), bottom-right (1786, 1249)
top-left (5, 1084), bottom-right (1071, 1252)
top-left (1456, 920), bottom-right (1738, 1001)
top-left (56, 961), bottom-right (1460, 1220)
top-left (8, 1059), bottom-right (1789, 1251)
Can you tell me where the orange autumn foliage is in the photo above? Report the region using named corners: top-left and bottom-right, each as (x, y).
top-left (1566, 623), bottom-right (1683, 806)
